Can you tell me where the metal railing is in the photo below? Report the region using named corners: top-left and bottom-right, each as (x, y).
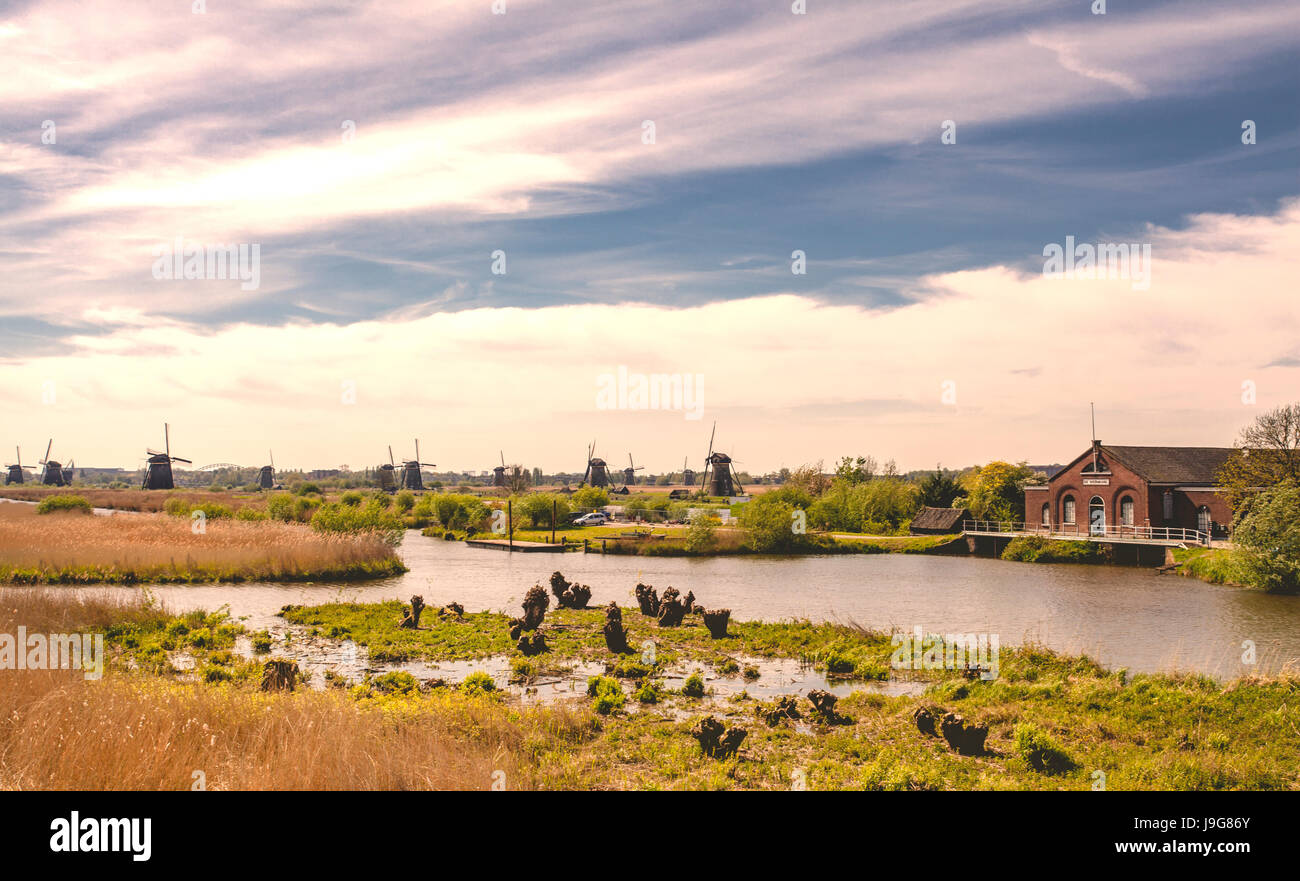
top-left (962, 520), bottom-right (1208, 546)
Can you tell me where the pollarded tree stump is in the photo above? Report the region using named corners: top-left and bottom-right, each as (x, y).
top-left (260, 659), bottom-right (300, 692)
top-left (517, 631), bottom-right (548, 656)
top-left (398, 595), bottom-right (425, 629)
top-left (757, 695), bottom-right (801, 727)
top-left (520, 585), bottom-right (549, 631)
top-left (656, 587), bottom-right (687, 627)
top-left (912, 706), bottom-right (939, 737)
top-left (603, 602), bottom-right (632, 654)
top-left (634, 583), bottom-right (659, 617)
top-left (702, 608), bottom-right (731, 639)
top-left (939, 712), bottom-right (988, 755)
top-left (807, 689), bottom-right (853, 725)
top-left (439, 602), bottom-right (464, 619)
top-left (691, 715), bottom-right (747, 759)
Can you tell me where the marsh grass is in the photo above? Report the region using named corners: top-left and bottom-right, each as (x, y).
top-left (0, 504), bottom-right (404, 583)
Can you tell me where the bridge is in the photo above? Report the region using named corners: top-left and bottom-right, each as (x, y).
top-left (962, 520), bottom-right (1208, 548)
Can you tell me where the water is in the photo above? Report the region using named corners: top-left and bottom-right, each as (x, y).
top-left (30, 529), bottom-right (1300, 679)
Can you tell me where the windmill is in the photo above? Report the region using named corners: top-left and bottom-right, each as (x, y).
top-left (623, 453), bottom-right (645, 488)
top-left (580, 440), bottom-right (610, 488)
top-left (375, 445), bottom-right (398, 492)
top-left (400, 439), bottom-right (434, 490)
top-left (4, 446), bottom-right (34, 485)
top-left (493, 451), bottom-right (507, 488)
top-left (698, 421), bottom-right (743, 497)
top-left (38, 439), bottom-right (70, 487)
top-left (142, 424), bottom-right (192, 490)
top-left (257, 451), bottom-right (276, 489)
top-left (681, 456), bottom-right (695, 488)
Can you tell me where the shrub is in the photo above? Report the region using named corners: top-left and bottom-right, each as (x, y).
top-left (571, 486), bottom-right (610, 510)
top-left (1002, 536), bottom-right (1101, 564)
top-left (394, 491), bottom-right (415, 513)
top-left (682, 672), bottom-right (705, 698)
top-left (587, 675), bottom-right (625, 714)
top-left (370, 671), bottom-right (420, 695)
top-left (1014, 723), bottom-right (1077, 774)
top-left (460, 671), bottom-right (497, 695)
top-left (310, 501), bottom-right (405, 545)
top-left (296, 482), bottom-right (322, 496)
top-left (340, 491), bottom-right (364, 507)
top-left (251, 630), bottom-right (272, 653)
top-left (684, 513), bottom-right (719, 552)
top-left (633, 679), bottom-right (663, 704)
top-left (36, 495), bottom-right (92, 515)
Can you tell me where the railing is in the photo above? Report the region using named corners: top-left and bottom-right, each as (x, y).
top-left (962, 520), bottom-right (1208, 546)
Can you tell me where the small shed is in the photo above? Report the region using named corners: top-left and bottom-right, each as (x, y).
top-left (909, 506), bottom-right (970, 535)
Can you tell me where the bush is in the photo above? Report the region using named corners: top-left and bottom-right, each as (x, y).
top-left (1001, 535), bottom-right (1100, 564)
top-left (1014, 723), bottom-right (1077, 774)
top-left (737, 494), bottom-right (811, 552)
top-left (587, 676), bottom-right (626, 714)
top-left (682, 672), bottom-right (705, 698)
top-left (633, 679), bottom-right (663, 704)
top-left (1232, 481), bottom-right (1300, 593)
top-left (296, 482), bottom-right (322, 496)
top-left (684, 513), bottom-right (719, 552)
top-left (394, 491), bottom-right (415, 513)
top-left (571, 486), bottom-right (610, 510)
top-left (460, 671), bottom-right (497, 695)
top-left (517, 493), bottom-right (571, 528)
top-left (340, 491), bottom-right (364, 507)
top-left (370, 671), bottom-right (420, 695)
top-left (310, 500), bottom-right (405, 545)
top-left (36, 495), bottom-right (92, 515)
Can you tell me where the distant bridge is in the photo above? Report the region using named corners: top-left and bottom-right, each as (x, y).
top-left (962, 520), bottom-right (1208, 548)
top-left (194, 463), bottom-right (243, 472)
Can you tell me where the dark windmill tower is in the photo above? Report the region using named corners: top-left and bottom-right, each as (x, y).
top-left (681, 456), bottom-right (695, 488)
top-left (38, 439), bottom-right (70, 487)
top-left (698, 422), bottom-right (743, 498)
top-left (142, 424), bottom-right (192, 489)
top-left (4, 447), bottom-right (34, 485)
top-left (623, 453), bottom-right (644, 488)
top-left (400, 439), bottom-right (434, 490)
top-left (257, 451), bottom-right (275, 489)
top-left (493, 451), bottom-right (508, 488)
top-left (581, 440), bottom-right (610, 488)
top-left (376, 446), bottom-right (398, 493)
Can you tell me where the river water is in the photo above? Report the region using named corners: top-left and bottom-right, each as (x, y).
top-left (45, 529), bottom-right (1300, 679)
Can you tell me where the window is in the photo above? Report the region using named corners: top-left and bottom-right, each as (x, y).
top-left (1063, 496), bottom-right (1076, 525)
top-left (1197, 506), bottom-right (1212, 533)
top-left (1121, 497), bottom-right (1134, 527)
top-left (1041, 503), bottom-right (1050, 526)
top-left (1163, 491), bottom-right (1174, 521)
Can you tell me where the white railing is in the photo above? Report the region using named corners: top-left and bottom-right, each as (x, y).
top-left (962, 520), bottom-right (1208, 546)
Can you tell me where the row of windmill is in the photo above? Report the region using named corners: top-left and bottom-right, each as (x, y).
top-left (4, 422), bottom-right (746, 496)
top-left (4, 440), bottom-right (74, 487)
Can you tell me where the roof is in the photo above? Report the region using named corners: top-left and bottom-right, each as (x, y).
top-left (1100, 446), bottom-right (1234, 485)
top-left (910, 506), bottom-right (970, 531)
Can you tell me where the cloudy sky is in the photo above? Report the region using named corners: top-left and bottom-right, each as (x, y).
top-left (1, 0), bottom-right (1297, 474)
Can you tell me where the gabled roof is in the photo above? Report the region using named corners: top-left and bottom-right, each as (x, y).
top-left (1100, 445), bottom-right (1233, 485)
top-left (910, 506), bottom-right (970, 531)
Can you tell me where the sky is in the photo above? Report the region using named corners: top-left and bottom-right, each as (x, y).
top-left (0, 0), bottom-right (1297, 474)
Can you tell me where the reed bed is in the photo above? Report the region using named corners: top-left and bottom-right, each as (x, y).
top-left (0, 488), bottom-right (261, 513)
top-left (0, 505), bottom-right (404, 583)
top-left (0, 592), bottom-right (587, 790)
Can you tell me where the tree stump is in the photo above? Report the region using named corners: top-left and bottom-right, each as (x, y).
top-left (757, 695), bottom-right (801, 727)
top-left (397, 595), bottom-right (425, 629)
top-left (912, 706), bottom-right (939, 737)
top-left (634, 583), bottom-right (659, 616)
top-left (520, 585), bottom-right (549, 631)
top-left (807, 689), bottom-right (853, 725)
top-left (517, 631), bottom-right (548, 656)
top-left (656, 587), bottom-right (687, 627)
top-left (603, 602), bottom-right (632, 654)
top-left (691, 716), bottom-right (747, 758)
top-left (702, 608), bottom-right (731, 639)
top-left (939, 712), bottom-right (988, 755)
top-left (260, 659), bottom-right (299, 692)
top-left (439, 602), bottom-right (464, 619)
top-left (549, 572), bottom-right (592, 609)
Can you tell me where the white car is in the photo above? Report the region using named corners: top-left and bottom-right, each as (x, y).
top-left (573, 512), bottom-right (608, 526)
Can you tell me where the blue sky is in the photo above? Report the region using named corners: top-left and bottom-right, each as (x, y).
top-left (0, 0), bottom-right (1296, 471)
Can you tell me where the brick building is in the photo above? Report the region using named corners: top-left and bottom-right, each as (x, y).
top-left (1024, 441), bottom-right (1235, 539)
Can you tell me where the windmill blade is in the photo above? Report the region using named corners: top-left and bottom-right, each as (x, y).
top-left (500, 450), bottom-right (505, 468)
top-left (269, 450), bottom-right (275, 470)
top-left (388, 445), bottom-right (395, 467)
top-left (42, 438), bottom-right (52, 464)
top-left (164, 423), bottom-right (170, 458)
top-left (415, 439), bottom-right (420, 465)
top-left (171, 456), bottom-right (193, 465)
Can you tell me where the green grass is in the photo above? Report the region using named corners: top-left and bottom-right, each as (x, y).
top-left (1001, 535), bottom-right (1103, 564)
top-left (36, 495), bottom-right (93, 515)
top-left (0, 557), bottom-right (407, 585)
top-left (1171, 547), bottom-right (1249, 586)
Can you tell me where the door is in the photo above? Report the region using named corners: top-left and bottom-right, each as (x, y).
top-left (1089, 496), bottom-right (1105, 536)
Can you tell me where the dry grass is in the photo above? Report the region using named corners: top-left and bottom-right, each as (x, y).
top-left (0, 504), bottom-right (403, 582)
top-left (0, 591), bottom-right (591, 790)
top-left (0, 488), bottom-right (263, 513)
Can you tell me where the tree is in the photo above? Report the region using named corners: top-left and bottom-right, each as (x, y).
top-left (964, 461), bottom-right (1036, 522)
top-left (517, 493), bottom-right (570, 528)
top-left (506, 464), bottom-right (531, 494)
top-left (1231, 480), bottom-right (1300, 594)
top-left (737, 493), bottom-right (810, 552)
top-left (571, 485), bottom-right (609, 510)
top-left (684, 512), bottom-right (720, 552)
top-left (918, 467), bottom-right (962, 508)
top-left (784, 462), bottom-right (832, 497)
top-left (834, 455), bottom-right (877, 486)
top-left (1219, 404), bottom-right (1300, 508)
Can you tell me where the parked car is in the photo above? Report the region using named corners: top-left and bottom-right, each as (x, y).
top-left (573, 512), bottom-right (609, 526)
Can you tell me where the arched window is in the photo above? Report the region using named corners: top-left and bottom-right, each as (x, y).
top-left (1041, 503), bottom-right (1050, 527)
top-left (1197, 506), bottom-right (1212, 534)
top-left (1063, 496), bottom-right (1076, 525)
top-left (1120, 497), bottom-right (1134, 527)
top-left (1089, 496), bottom-right (1106, 535)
